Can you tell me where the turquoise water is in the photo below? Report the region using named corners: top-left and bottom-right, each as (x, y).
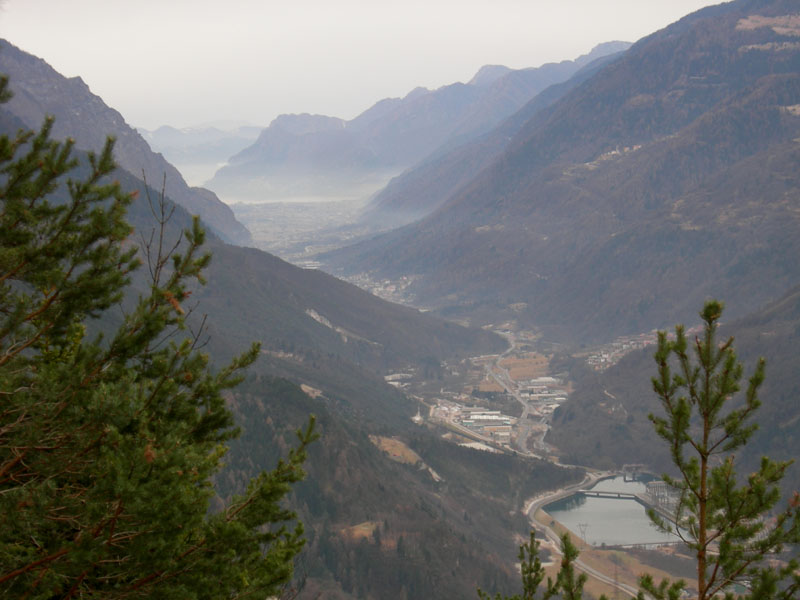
top-left (543, 476), bottom-right (678, 547)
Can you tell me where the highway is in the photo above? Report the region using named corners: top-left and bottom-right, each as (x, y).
top-left (484, 331), bottom-right (543, 456)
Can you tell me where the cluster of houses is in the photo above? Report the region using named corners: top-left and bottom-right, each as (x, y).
top-left (585, 325), bottom-right (708, 372)
top-left (585, 332), bottom-right (659, 371)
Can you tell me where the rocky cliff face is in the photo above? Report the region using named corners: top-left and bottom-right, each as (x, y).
top-left (0, 39), bottom-right (253, 246)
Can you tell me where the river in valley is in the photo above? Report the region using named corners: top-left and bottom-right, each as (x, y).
top-left (543, 476), bottom-right (679, 547)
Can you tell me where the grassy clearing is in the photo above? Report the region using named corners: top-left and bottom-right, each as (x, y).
top-left (499, 353), bottom-right (550, 380)
top-left (340, 521), bottom-right (379, 541)
top-left (477, 376), bottom-right (505, 392)
top-left (369, 435), bottom-right (422, 465)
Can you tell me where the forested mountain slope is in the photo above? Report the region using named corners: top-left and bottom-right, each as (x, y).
top-left (0, 105), bottom-right (537, 598)
top-left (0, 41), bottom-right (506, 409)
top-left (0, 46), bottom-right (578, 598)
top-left (0, 39), bottom-right (253, 246)
top-left (324, 0), bottom-right (800, 344)
top-left (223, 376), bottom-right (581, 599)
top-left (547, 286), bottom-right (800, 497)
top-left (359, 49), bottom-right (628, 226)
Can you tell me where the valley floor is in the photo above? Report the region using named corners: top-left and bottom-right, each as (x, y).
top-left (391, 328), bottom-right (700, 598)
top-left (222, 199), bottom-right (706, 596)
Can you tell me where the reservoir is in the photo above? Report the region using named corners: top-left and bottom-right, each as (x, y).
top-left (543, 476), bottom-right (678, 547)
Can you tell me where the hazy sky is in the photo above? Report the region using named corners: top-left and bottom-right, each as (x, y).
top-left (1, 0), bottom-right (722, 130)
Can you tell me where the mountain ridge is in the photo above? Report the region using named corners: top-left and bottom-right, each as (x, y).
top-left (358, 48), bottom-right (629, 227)
top-left (321, 0), bottom-right (800, 344)
top-left (0, 39), bottom-right (253, 246)
top-left (207, 42), bottom-right (630, 205)
top-left (0, 45), bottom-right (507, 426)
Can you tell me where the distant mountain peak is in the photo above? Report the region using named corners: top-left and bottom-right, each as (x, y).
top-left (573, 41), bottom-right (632, 66)
top-left (468, 43), bottom-right (631, 88)
top-left (153, 124), bottom-right (181, 135)
top-left (67, 75), bottom-right (88, 86)
top-left (269, 113), bottom-right (346, 135)
top-left (404, 86), bottom-right (430, 101)
top-left (469, 65), bottom-right (514, 86)
top-left (209, 39), bottom-right (632, 206)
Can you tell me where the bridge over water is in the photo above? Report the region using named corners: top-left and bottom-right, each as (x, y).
top-left (577, 489), bottom-right (637, 499)
top-left (602, 540), bottom-right (683, 550)
top-left (575, 488), bottom-right (675, 522)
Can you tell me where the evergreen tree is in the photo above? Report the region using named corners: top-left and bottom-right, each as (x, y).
top-left (493, 300), bottom-right (800, 600)
top-left (641, 300), bottom-right (800, 600)
top-left (478, 532), bottom-right (594, 600)
top-left (0, 75), bottom-right (315, 599)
